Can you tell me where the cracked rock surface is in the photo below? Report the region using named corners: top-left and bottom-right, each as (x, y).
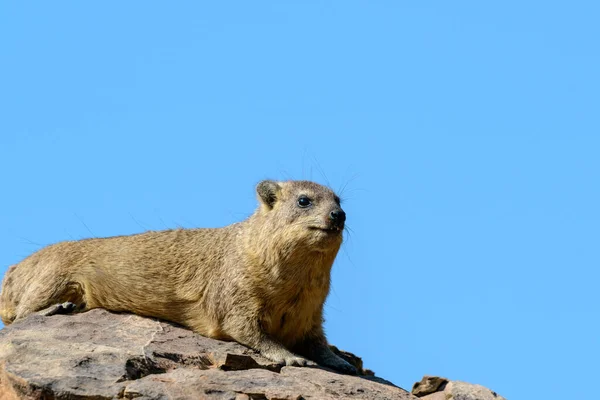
top-left (0, 309), bottom-right (416, 400)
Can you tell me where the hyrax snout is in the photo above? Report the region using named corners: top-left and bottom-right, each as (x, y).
top-left (0, 180), bottom-right (357, 374)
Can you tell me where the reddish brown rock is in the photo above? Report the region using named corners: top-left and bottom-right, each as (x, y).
top-left (411, 376), bottom-right (449, 397)
top-left (0, 309), bottom-right (416, 400)
top-left (412, 376), bottom-right (506, 400)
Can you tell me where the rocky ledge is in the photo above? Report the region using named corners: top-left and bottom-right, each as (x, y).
top-left (0, 309), bottom-right (415, 400)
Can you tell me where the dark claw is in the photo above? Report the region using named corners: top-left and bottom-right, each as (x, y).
top-left (41, 302), bottom-right (79, 317)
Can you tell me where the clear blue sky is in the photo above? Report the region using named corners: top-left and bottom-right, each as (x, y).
top-left (1, 2), bottom-right (598, 399)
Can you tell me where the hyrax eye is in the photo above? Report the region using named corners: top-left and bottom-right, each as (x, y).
top-left (297, 196), bottom-right (312, 208)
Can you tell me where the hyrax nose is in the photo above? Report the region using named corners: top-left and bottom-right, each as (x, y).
top-left (329, 210), bottom-right (346, 227)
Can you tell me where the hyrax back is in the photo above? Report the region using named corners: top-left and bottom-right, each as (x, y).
top-left (0, 180), bottom-right (357, 374)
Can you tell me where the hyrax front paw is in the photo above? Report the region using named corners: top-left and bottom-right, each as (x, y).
top-left (280, 355), bottom-right (315, 367)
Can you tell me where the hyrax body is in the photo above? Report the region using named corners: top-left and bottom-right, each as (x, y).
top-left (0, 180), bottom-right (356, 374)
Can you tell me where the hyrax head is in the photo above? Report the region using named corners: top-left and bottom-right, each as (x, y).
top-left (256, 180), bottom-right (345, 251)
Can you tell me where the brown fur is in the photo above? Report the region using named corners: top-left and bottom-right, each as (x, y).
top-left (0, 180), bottom-right (356, 374)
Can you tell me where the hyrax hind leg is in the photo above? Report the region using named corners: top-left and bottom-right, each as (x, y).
top-left (11, 272), bottom-right (86, 323)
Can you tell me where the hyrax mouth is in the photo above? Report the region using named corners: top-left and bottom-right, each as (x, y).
top-left (310, 226), bottom-right (344, 233)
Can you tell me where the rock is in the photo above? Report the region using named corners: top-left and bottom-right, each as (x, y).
top-left (328, 345), bottom-right (375, 377)
top-left (412, 376), bottom-right (506, 400)
top-left (0, 309), bottom-right (417, 399)
top-left (411, 376), bottom-right (448, 397)
top-left (445, 381), bottom-right (507, 400)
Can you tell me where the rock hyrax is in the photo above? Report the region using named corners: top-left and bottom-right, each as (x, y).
top-left (0, 180), bottom-right (357, 374)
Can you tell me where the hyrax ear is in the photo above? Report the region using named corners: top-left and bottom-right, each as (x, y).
top-left (256, 180), bottom-right (281, 210)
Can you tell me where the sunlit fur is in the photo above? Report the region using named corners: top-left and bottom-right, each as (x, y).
top-left (0, 180), bottom-right (356, 373)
